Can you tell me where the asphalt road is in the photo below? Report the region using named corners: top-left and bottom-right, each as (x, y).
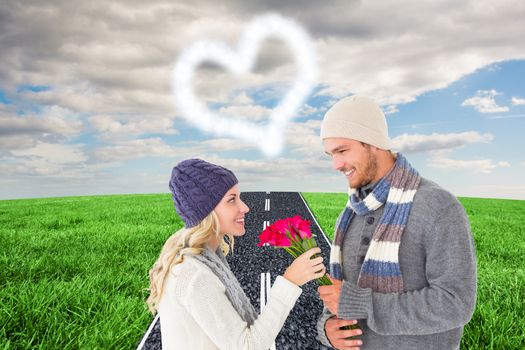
top-left (137, 191), bottom-right (334, 350)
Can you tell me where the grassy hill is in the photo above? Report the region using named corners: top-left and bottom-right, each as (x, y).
top-left (1, 193), bottom-right (524, 349)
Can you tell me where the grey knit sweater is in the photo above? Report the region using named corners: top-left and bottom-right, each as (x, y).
top-left (317, 177), bottom-right (477, 350)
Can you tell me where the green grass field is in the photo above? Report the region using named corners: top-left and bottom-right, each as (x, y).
top-left (0, 194), bottom-right (180, 349)
top-left (302, 192), bottom-right (525, 349)
top-left (1, 192), bottom-right (524, 349)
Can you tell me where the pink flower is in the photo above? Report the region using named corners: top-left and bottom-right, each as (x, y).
top-left (289, 215), bottom-right (311, 239)
top-left (273, 232), bottom-right (291, 247)
top-left (257, 225), bottom-right (291, 247)
top-left (257, 215), bottom-right (331, 286)
top-left (273, 218), bottom-right (290, 234)
top-left (257, 227), bottom-right (273, 246)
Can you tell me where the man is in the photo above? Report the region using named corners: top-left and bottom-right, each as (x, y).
top-left (316, 95), bottom-right (477, 350)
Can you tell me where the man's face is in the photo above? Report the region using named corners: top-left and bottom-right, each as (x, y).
top-left (323, 138), bottom-right (378, 189)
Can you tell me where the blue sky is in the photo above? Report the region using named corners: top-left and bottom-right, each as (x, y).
top-left (1, 1), bottom-right (524, 200)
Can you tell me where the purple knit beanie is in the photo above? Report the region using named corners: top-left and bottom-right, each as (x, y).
top-left (169, 159), bottom-right (238, 227)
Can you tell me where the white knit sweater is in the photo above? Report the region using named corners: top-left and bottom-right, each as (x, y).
top-left (158, 255), bottom-right (302, 350)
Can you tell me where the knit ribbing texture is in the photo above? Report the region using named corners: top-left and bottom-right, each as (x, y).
top-left (169, 159), bottom-right (238, 227)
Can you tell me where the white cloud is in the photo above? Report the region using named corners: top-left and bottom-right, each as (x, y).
top-left (485, 113), bottom-right (525, 120)
top-left (0, 106), bottom-right (83, 151)
top-left (0, 161), bottom-right (61, 177)
top-left (1, 0), bottom-right (525, 198)
top-left (0, 135), bottom-right (41, 151)
top-left (461, 89), bottom-right (509, 113)
top-left (198, 138), bottom-right (256, 152)
top-left (511, 96), bottom-right (525, 105)
top-left (391, 131), bottom-right (493, 153)
top-left (25, 84), bottom-right (176, 116)
top-left (159, 117), bottom-right (325, 157)
top-left (201, 154), bottom-right (335, 190)
top-left (11, 142), bottom-right (87, 164)
top-left (383, 105), bottom-right (399, 115)
top-left (232, 91), bottom-right (253, 105)
top-left (299, 103), bottom-right (319, 116)
top-left (90, 138), bottom-right (180, 163)
top-left (89, 115), bottom-right (178, 139)
top-left (0, 107), bottom-right (83, 138)
top-left (1, 141), bottom-right (92, 179)
top-left (216, 104), bottom-right (272, 121)
top-left (285, 119), bottom-right (324, 157)
top-left (428, 151), bottom-right (511, 173)
top-left (1, 0), bottom-right (524, 123)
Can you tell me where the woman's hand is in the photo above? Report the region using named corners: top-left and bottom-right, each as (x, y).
top-left (283, 247), bottom-right (326, 286)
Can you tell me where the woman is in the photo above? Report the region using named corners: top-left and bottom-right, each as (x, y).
top-left (147, 158), bottom-right (326, 350)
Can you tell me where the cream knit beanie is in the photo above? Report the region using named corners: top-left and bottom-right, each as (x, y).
top-left (320, 95), bottom-right (390, 150)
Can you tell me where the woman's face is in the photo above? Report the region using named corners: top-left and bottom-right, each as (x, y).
top-left (214, 184), bottom-right (250, 236)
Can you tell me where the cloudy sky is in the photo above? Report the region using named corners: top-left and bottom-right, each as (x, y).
top-left (1, 0), bottom-right (525, 200)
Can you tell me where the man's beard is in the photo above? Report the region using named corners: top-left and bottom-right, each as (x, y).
top-left (357, 148), bottom-right (378, 188)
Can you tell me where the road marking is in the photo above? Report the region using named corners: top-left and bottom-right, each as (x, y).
top-left (136, 313), bottom-right (159, 350)
top-left (260, 272), bottom-right (276, 350)
top-left (265, 272), bottom-right (271, 302)
top-left (262, 220), bottom-right (270, 246)
top-left (267, 272), bottom-right (276, 350)
top-left (265, 198), bottom-right (271, 211)
top-left (266, 191), bottom-right (270, 194)
top-left (259, 273), bottom-right (271, 312)
top-left (298, 192), bottom-right (332, 247)
top-left (260, 272), bottom-right (266, 313)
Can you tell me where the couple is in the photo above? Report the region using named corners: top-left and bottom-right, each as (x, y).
top-left (146, 96), bottom-right (477, 350)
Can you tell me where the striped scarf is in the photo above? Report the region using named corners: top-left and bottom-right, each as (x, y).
top-left (329, 153), bottom-right (421, 293)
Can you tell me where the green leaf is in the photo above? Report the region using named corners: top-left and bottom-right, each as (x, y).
top-left (301, 240), bottom-right (310, 251)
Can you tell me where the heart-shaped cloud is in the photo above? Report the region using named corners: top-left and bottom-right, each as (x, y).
top-left (172, 13), bottom-right (317, 157)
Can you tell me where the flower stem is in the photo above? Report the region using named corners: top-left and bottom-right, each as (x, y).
top-left (317, 274), bottom-right (332, 286)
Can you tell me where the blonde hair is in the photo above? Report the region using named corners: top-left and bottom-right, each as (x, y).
top-left (146, 211), bottom-right (234, 314)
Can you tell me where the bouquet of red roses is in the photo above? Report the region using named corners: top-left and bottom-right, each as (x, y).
top-left (258, 215), bottom-right (332, 286)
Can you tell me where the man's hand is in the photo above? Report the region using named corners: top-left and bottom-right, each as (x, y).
top-left (325, 317), bottom-right (362, 350)
top-left (318, 275), bottom-right (342, 315)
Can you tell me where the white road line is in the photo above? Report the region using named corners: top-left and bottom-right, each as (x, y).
top-left (260, 273), bottom-right (266, 313)
top-left (136, 313), bottom-right (159, 350)
top-left (298, 192), bottom-right (332, 247)
top-left (262, 272), bottom-right (277, 350)
top-left (265, 198), bottom-right (270, 211)
top-left (268, 274), bottom-right (276, 350)
top-left (262, 221), bottom-right (270, 246)
top-left (266, 191), bottom-right (270, 194)
top-left (265, 272), bottom-right (271, 300)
